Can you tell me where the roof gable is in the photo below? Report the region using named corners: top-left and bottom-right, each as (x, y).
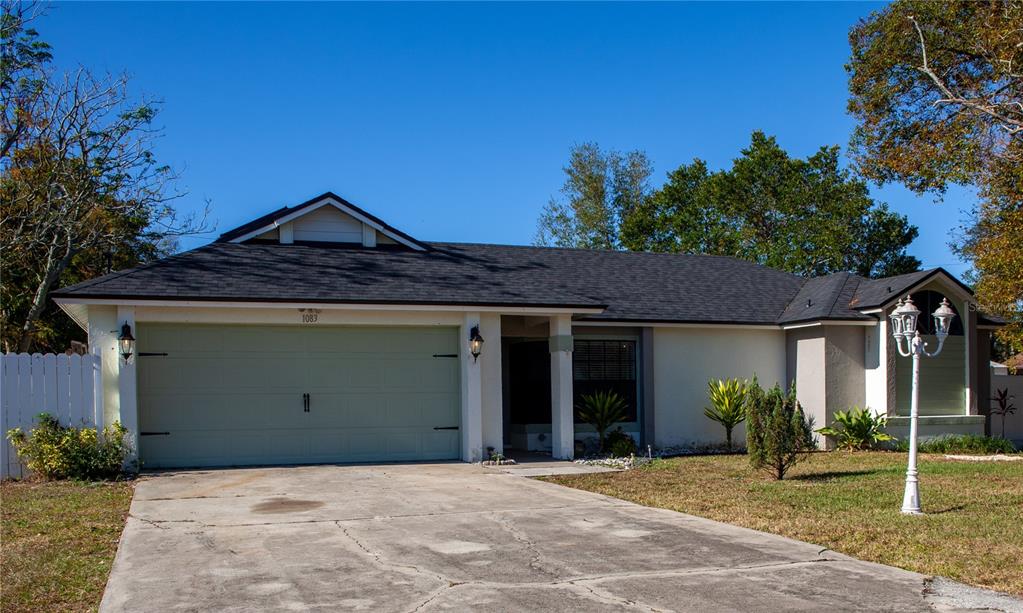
top-left (217, 192), bottom-right (428, 251)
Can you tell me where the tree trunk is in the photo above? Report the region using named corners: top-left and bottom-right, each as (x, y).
top-left (17, 247), bottom-right (75, 353)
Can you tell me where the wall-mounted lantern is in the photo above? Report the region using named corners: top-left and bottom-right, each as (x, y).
top-left (118, 322), bottom-right (135, 363)
top-left (469, 325), bottom-right (484, 362)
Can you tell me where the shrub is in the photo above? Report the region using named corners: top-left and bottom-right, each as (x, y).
top-left (6, 413), bottom-right (132, 480)
top-left (704, 378), bottom-right (748, 450)
top-left (577, 390), bottom-right (628, 452)
top-left (816, 406), bottom-right (894, 451)
top-left (746, 380), bottom-right (815, 480)
top-left (990, 388), bottom-right (1017, 439)
top-left (894, 434), bottom-right (1016, 455)
top-left (605, 428), bottom-right (637, 458)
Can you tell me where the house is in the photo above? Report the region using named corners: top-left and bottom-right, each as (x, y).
top-left (51, 192), bottom-right (1003, 468)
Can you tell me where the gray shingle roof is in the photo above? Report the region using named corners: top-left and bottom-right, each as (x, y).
top-left (52, 239), bottom-right (989, 327)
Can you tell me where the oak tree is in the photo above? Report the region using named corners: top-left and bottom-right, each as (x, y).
top-left (847, 0), bottom-right (1023, 350)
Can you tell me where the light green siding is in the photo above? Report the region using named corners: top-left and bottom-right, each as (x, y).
top-left (894, 335), bottom-right (965, 416)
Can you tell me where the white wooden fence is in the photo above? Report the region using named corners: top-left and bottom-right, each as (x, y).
top-left (1, 353), bottom-right (103, 479)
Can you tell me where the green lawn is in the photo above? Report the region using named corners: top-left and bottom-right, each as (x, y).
top-left (544, 452), bottom-right (1023, 596)
top-left (1, 480), bottom-right (134, 613)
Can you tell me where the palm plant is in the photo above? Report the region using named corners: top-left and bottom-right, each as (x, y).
top-left (576, 390), bottom-right (628, 452)
top-left (991, 389), bottom-right (1017, 439)
top-left (704, 378), bottom-right (748, 449)
top-left (816, 406), bottom-right (893, 451)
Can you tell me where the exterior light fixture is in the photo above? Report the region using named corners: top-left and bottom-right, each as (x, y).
top-left (889, 294), bottom-right (956, 515)
top-left (932, 298), bottom-right (956, 338)
top-left (118, 322), bottom-right (135, 363)
top-left (469, 325), bottom-right (484, 362)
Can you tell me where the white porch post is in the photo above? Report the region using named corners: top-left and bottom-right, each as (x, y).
top-left (549, 315), bottom-right (574, 459)
top-left (116, 306), bottom-right (139, 467)
top-left (460, 312), bottom-right (484, 462)
top-left (86, 305), bottom-right (118, 427)
top-left (963, 298), bottom-right (974, 415)
top-left (480, 313), bottom-right (503, 456)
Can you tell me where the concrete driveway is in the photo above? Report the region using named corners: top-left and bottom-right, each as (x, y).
top-left (101, 463), bottom-right (1020, 612)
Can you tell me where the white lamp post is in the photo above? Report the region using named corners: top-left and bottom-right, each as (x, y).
top-left (889, 295), bottom-right (956, 514)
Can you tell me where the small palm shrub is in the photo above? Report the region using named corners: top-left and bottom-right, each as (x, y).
top-left (6, 413), bottom-right (131, 480)
top-left (816, 407), bottom-right (894, 451)
top-left (577, 390), bottom-right (628, 452)
top-left (895, 434), bottom-right (1016, 455)
top-left (605, 428), bottom-right (637, 458)
top-left (746, 379), bottom-right (815, 480)
top-left (990, 388), bottom-right (1017, 439)
top-left (704, 378), bottom-right (748, 449)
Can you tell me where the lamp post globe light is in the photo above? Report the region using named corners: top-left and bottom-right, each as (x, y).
top-left (889, 295), bottom-right (956, 515)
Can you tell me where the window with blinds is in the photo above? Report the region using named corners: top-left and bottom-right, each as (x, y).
top-left (573, 339), bottom-right (638, 422)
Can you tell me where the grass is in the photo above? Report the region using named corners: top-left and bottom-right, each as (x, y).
top-left (544, 451), bottom-right (1023, 596)
top-left (1, 480), bottom-right (134, 613)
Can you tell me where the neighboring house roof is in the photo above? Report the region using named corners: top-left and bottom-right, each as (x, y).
top-left (52, 193), bottom-right (1003, 328)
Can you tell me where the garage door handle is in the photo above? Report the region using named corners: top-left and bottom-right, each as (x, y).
top-left (433, 426), bottom-right (459, 430)
top-left (303, 393), bottom-right (310, 412)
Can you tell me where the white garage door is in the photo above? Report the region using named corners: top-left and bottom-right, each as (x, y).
top-left (137, 323), bottom-right (461, 468)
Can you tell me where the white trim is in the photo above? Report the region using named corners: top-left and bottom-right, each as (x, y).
top-left (361, 223), bottom-right (376, 248)
top-left (577, 321), bottom-right (783, 330)
top-left (57, 302), bottom-right (89, 332)
top-left (227, 196), bottom-right (425, 251)
top-left (278, 222), bottom-right (294, 244)
top-left (54, 297), bottom-right (603, 316)
top-left (780, 320), bottom-right (877, 331)
top-left (871, 272), bottom-right (973, 311)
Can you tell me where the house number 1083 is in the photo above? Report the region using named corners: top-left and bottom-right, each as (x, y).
top-left (299, 310), bottom-right (320, 323)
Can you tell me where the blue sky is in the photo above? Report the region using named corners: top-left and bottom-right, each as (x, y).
top-left (42, 2), bottom-right (974, 276)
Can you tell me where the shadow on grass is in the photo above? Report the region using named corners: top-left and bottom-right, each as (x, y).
top-left (789, 470), bottom-right (881, 482)
top-left (927, 504), bottom-right (968, 514)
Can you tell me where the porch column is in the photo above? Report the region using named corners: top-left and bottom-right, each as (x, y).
top-left (480, 313), bottom-right (503, 456)
top-left (86, 305), bottom-right (118, 428)
top-left (116, 305), bottom-right (139, 467)
top-left (963, 298), bottom-right (975, 415)
top-left (550, 315), bottom-right (574, 459)
top-left (460, 312), bottom-right (484, 462)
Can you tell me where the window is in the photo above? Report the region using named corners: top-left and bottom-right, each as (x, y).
top-left (573, 339), bottom-right (638, 422)
top-left (908, 290), bottom-right (963, 336)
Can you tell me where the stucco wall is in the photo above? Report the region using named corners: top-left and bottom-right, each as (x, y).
top-left (786, 328), bottom-right (827, 434)
top-left (786, 325), bottom-right (867, 448)
top-left (991, 372), bottom-right (1023, 447)
top-left (653, 327), bottom-right (786, 447)
top-left (825, 326), bottom-right (867, 414)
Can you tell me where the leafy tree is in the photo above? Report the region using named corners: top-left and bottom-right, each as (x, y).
top-left (621, 132), bottom-right (920, 278)
top-left (1, 1), bottom-right (51, 162)
top-left (847, 0), bottom-right (1023, 352)
top-left (0, 5), bottom-right (208, 352)
top-left (746, 380), bottom-right (815, 480)
top-left (535, 143), bottom-right (653, 249)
